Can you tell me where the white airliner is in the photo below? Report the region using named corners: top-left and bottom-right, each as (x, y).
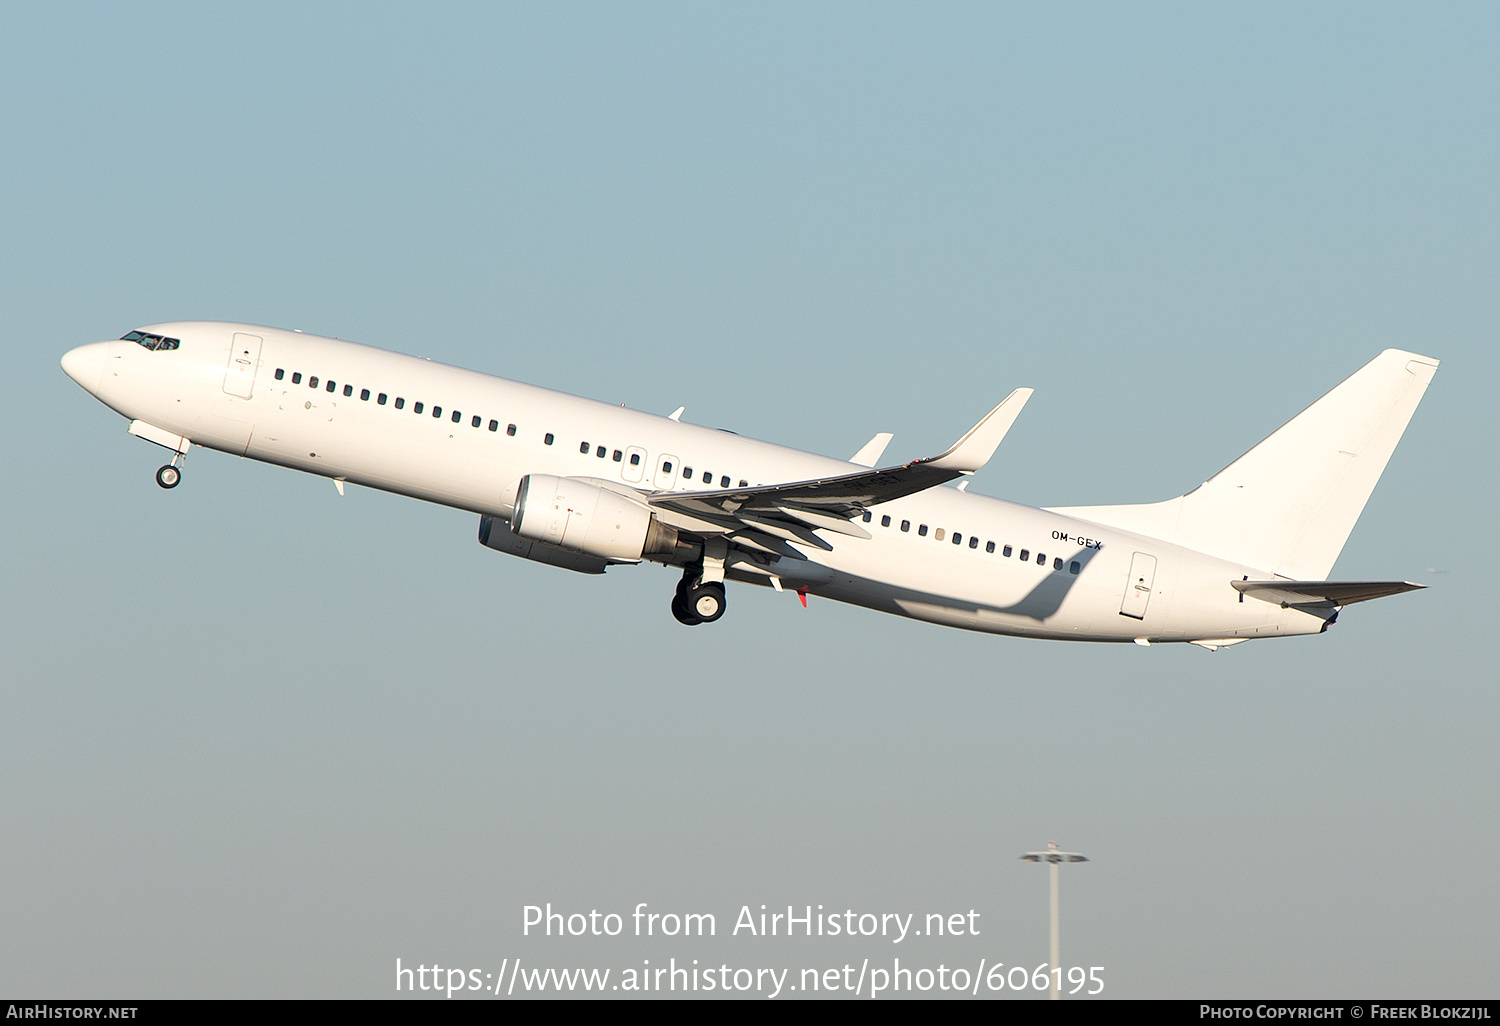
top-left (61, 323), bottom-right (1437, 649)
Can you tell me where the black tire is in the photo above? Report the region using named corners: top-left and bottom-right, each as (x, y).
top-left (155, 465), bottom-right (181, 489)
top-left (688, 582), bottom-right (726, 623)
top-left (671, 592), bottom-right (703, 626)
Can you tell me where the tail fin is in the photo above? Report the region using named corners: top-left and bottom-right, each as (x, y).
top-left (1048, 350), bottom-right (1439, 579)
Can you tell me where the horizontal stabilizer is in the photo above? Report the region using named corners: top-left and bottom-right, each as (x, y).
top-left (1232, 579), bottom-right (1424, 607)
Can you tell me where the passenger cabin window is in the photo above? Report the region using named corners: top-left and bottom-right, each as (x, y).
top-left (683, 467), bottom-right (693, 478)
top-left (451, 410), bottom-right (461, 423)
top-left (862, 511), bottom-right (872, 523)
top-left (985, 541), bottom-right (995, 553)
top-left (580, 441), bottom-right (590, 453)
top-left (309, 376), bottom-right (318, 388)
top-left (969, 536), bottom-right (979, 549)
top-left (395, 398), bottom-right (405, 409)
top-left (1037, 552), bottom-right (1046, 564)
top-left (613, 450), bottom-right (623, 462)
top-left (1003, 545), bottom-right (1013, 557)
top-left (597, 446), bottom-right (606, 458)
top-left (327, 380), bottom-right (336, 392)
top-left (488, 419), bottom-right (498, 431)
top-left (292, 373), bottom-right (303, 384)
top-left (901, 520), bottom-right (910, 532)
top-left (507, 424), bottom-right (517, 436)
top-left (1019, 549), bottom-right (1029, 560)
top-left (662, 461), bottom-right (673, 474)
top-left (739, 480), bottom-right (748, 487)
top-left (414, 402), bottom-right (423, 414)
top-left (361, 389), bottom-right (370, 400)
top-left (882, 515), bottom-right (891, 528)
top-left (344, 384), bottom-right (353, 397)
top-left (275, 368), bottom-right (285, 380)
top-left (471, 415), bottom-right (481, 427)
top-left (918, 525), bottom-right (928, 537)
top-left (378, 393), bottom-right (388, 405)
top-left (1054, 557), bottom-right (1064, 570)
top-left (544, 433), bottom-right (554, 445)
top-left (1070, 561), bottom-right (1081, 574)
top-left (952, 533), bottom-right (962, 545)
top-left (630, 453), bottom-right (641, 466)
top-left (720, 475), bottom-right (729, 487)
top-left (702, 471), bottom-right (712, 482)
top-left (934, 528), bottom-right (944, 541)
top-left (433, 406), bottom-right (442, 418)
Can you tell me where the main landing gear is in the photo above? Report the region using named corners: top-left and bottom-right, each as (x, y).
top-left (671, 570), bottom-right (726, 626)
top-left (155, 451), bottom-right (186, 489)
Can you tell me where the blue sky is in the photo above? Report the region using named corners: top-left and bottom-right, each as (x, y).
top-left (2, 2), bottom-right (1496, 998)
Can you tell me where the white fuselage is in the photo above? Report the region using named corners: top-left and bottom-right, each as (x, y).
top-left (64, 321), bottom-right (1332, 644)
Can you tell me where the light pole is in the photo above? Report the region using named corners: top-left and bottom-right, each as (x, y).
top-left (1019, 841), bottom-right (1088, 1000)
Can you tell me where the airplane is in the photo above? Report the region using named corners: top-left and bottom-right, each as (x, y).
top-left (61, 323), bottom-right (1438, 650)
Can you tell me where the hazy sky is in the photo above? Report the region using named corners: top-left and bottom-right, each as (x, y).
top-left (2, 2), bottom-right (1495, 999)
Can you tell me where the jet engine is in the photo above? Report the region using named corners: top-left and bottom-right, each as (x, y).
top-left (511, 474), bottom-right (679, 562)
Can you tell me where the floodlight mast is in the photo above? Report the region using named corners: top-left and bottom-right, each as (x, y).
top-left (1019, 841), bottom-right (1089, 1000)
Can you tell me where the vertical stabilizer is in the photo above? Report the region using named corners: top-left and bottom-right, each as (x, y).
top-left (1048, 350), bottom-right (1439, 579)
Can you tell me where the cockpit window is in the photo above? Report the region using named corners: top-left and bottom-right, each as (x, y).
top-left (121, 330), bottom-right (179, 351)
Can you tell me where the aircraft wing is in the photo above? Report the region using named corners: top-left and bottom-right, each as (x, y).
top-left (648, 389), bottom-right (1032, 548)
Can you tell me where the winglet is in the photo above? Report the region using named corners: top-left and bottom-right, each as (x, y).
top-left (849, 432), bottom-right (894, 467)
top-left (922, 388), bottom-right (1033, 473)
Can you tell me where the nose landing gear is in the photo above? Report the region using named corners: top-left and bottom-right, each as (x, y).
top-left (155, 450), bottom-right (186, 489)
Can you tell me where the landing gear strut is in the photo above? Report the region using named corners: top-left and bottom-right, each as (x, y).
top-left (671, 569), bottom-right (727, 626)
top-left (155, 447), bottom-right (187, 489)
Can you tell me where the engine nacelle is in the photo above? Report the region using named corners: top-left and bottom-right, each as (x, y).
top-left (511, 474), bottom-right (679, 562)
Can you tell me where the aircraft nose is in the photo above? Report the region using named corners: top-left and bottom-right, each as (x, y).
top-left (61, 342), bottom-right (109, 394)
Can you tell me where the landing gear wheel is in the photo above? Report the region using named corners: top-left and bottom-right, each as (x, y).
top-left (687, 582), bottom-right (726, 623)
top-left (155, 465), bottom-right (181, 489)
top-left (671, 592), bottom-right (703, 626)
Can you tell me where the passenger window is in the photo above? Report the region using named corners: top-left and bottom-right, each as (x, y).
top-left (663, 461), bottom-right (674, 474)
top-left (309, 376), bottom-right (319, 388)
top-left (395, 398), bottom-right (405, 409)
top-left (342, 384), bottom-right (352, 396)
top-left (433, 406), bottom-right (442, 418)
top-left (580, 442), bottom-right (590, 454)
top-left (613, 450), bottom-right (623, 462)
top-left (861, 511), bottom-right (872, 523)
top-left (630, 453), bottom-right (641, 466)
top-left (985, 540), bottom-right (995, 553)
top-left (739, 480), bottom-right (748, 487)
top-left (1037, 552), bottom-right (1046, 564)
top-left (414, 402), bottom-right (424, 414)
top-left (275, 368), bottom-right (285, 380)
top-left (1019, 549), bottom-right (1029, 560)
top-left (702, 471), bottom-right (712, 482)
top-left (901, 520), bottom-right (910, 532)
top-left (471, 415), bottom-right (481, 428)
top-left (1070, 561), bottom-right (1080, 574)
top-left (450, 410), bottom-right (460, 423)
top-left (361, 388), bottom-right (370, 401)
top-left (597, 446), bottom-right (607, 458)
top-left (378, 393), bottom-right (387, 405)
top-left (544, 433), bottom-right (554, 445)
top-left (919, 525), bottom-right (928, 537)
top-left (292, 372), bottom-right (302, 384)
top-left (327, 380), bottom-right (336, 392)
top-left (720, 475), bottom-right (729, 487)
top-left (934, 528), bottom-right (945, 541)
top-left (969, 536), bottom-right (979, 549)
top-left (1054, 557), bottom-right (1064, 570)
top-left (683, 467), bottom-right (693, 478)
top-left (881, 515), bottom-right (891, 527)
top-left (488, 419), bottom-right (498, 431)
top-left (507, 424), bottom-right (517, 436)
top-left (952, 533), bottom-right (962, 545)
top-left (1003, 545), bottom-right (1012, 557)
